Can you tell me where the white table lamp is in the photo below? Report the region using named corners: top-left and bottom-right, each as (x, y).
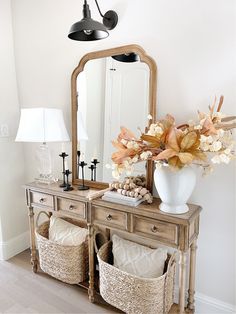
top-left (16, 108), bottom-right (70, 183)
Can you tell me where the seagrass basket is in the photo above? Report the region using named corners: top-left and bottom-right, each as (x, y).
top-left (97, 241), bottom-right (176, 314)
top-left (35, 211), bottom-right (89, 284)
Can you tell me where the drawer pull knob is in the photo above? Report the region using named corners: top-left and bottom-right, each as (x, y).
top-left (106, 214), bottom-right (112, 221)
top-left (151, 225), bottom-right (158, 233)
top-left (39, 198), bottom-right (45, 203)
top-left (69, 205), bottom-right (75, 210)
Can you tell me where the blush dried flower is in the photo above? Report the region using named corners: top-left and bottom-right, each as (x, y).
top-left (110, 96), bottom-right (235, 178)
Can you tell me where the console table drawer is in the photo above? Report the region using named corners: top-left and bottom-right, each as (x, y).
top-left (57, 198), bottom-right (86, 219)
top-left (93, 206), bottom-right (128, 231)
top-left (31, 191), bottom-right (54, 208)
top-left (133, 216), bottom-right (178, 246)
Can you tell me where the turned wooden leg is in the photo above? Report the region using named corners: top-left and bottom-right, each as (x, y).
top-left (187, 239), bottom-right (198, 312)
top-left (28, 206), bottom-right (38, 273)
top-left (88, 223), bottom-right (95, 303)
top-left (179, 251), bottom-right (187, 314)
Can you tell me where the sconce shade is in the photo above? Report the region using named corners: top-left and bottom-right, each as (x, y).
top-left (112, 53), bottom-right (140, 63)
top-left (68, 0), bottom-right (118, 41)
top-left (68, 18), bottom-right (108, 41)
top-left (15, 108), bottom-right (70, 143)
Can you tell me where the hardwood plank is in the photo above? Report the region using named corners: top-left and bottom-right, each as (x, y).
top-left (0, 250), bottom-right (120, 314)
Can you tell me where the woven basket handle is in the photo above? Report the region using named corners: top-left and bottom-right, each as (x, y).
top-left (93, 229), bottom-right (108, 254)
top-left (163, 251), bottom-right (177, 313)
top-left (167, 251), bottom-right (177, 272)
top-left (35, 211), bottom-right (51, 228)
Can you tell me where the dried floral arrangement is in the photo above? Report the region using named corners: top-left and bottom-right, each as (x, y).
top-left (107, 96), bottom-right (236, 179)
top-left (109, 175), bottom-right (153, 204)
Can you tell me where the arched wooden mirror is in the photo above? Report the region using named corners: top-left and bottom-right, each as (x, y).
top-left (71, 44), bottom-right (157, 191)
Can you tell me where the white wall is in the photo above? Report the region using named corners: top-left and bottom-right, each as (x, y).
top-left (11, 0), bottom-right (236, 310)
top-left (0, 0), bottom-right (29, 260)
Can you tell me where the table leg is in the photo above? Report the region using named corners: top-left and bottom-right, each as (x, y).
top-left (88, 223), bottom-right (95, 303)
top-left (187, 239), bottom-right (198, 311)
top-left (179, 251), bottom-right (187, 314)
top-left (28, 206), bottom-right (38, 273)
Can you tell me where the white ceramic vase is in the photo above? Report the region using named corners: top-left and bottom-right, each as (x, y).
top-left (154, 166), bottom-right (196, 214)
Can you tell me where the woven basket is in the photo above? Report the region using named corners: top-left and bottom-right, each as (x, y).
top-left (35, 211), bottom-right (89, 284)
top-left (97, 241), bottom-right (176, 314)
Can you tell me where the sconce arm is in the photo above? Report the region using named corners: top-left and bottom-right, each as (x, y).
top-left (94, 0), bottom-right (105, 18)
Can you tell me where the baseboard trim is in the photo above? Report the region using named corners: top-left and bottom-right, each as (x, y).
top-left (195, 292), bottom-right (236, 313)
top-left (0, 231), bottom-right (30, 261)
top-left (174, 286), bottom-right (235, 313)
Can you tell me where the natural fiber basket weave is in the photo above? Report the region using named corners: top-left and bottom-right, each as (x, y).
top-left (35, 212), bottom-right (89, 284)
top-left (97, 241), bottom-right (176, 314)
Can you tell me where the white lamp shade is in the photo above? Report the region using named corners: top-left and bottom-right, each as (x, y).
top-left (15, 108), bottom-right (70, 142)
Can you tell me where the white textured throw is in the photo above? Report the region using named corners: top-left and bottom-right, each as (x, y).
top-left (49, 216), bottom-right (88, 246)
top-left (112, 234), bottom-right (167, 278)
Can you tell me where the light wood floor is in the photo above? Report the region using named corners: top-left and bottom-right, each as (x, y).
top-left (0, 250), bottom-right (120, 314)
top-left (0, 250), bottom-right (185, 314)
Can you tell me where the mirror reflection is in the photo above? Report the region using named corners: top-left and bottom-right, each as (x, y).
top-left (76, 54), bottom-right (150, 183)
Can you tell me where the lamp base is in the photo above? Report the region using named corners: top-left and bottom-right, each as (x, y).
top-left (35, 174), bottom-right (55, 185)
top-left (35, 143), bottom-right (54, 184)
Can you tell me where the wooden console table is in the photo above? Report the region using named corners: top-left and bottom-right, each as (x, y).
top-left (24, 182), bottom-right (201, 314)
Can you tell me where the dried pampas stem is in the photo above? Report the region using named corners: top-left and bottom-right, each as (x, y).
top-left (217, 95), bottom-right (224, 112)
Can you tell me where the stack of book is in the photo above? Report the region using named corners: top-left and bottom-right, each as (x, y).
top-left (102, 191), bottom-right (144, 207)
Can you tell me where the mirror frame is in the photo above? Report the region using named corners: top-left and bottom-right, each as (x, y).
top-left (71, 44), bottom-right (157, 191)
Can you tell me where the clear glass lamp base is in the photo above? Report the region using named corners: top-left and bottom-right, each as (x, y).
top-left (35, 174), bottom-right (56, 185)
top-left (35, 143), bottom-right (55, 184)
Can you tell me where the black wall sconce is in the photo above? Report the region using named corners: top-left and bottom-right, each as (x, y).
top-left (68, 0), bottom-right (118, 41)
